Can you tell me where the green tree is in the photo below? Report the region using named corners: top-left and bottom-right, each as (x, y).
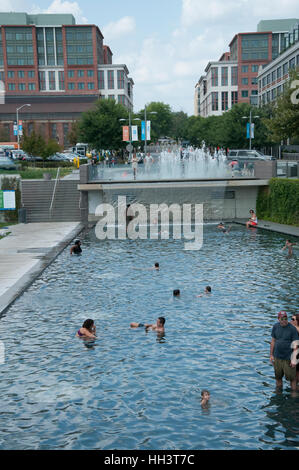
top-left (78, 99), bottom-right (128, 150)
top-left (264, 68), bottom-right (299, 143)
top-left (21, 131), bottom-right (44, 157)
top-left (137, 102), bottom-right (173, 142)
top-left (40, 139), bottom-right (61, 166)
top-left (170, 111), bottom-right (189, 141)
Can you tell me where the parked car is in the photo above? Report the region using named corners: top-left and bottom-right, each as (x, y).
top-left (226, 150), bottom-right (275, 162)
top-left (0, 157), bottom-right (17, 170)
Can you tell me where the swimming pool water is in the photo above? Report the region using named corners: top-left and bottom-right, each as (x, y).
top-left (0, 225), bottom-right (298, 450)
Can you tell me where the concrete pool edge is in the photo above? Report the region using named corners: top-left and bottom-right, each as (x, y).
top-left (234, 219), bottom-right (299, 237)
top-left (0, 222), bottom-right (85, 317)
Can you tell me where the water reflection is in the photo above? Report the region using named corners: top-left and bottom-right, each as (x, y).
top-left (261, 391), bottom-right (299, 447)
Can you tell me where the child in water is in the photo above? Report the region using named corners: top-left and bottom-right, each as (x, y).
top-left (201, 390), bottom-right (210, 407)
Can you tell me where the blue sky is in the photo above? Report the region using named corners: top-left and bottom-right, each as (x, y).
top-left (1, 0), bottom-right (299, 115)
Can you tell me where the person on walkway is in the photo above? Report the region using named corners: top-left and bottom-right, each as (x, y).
top-left (76, 319), bottom-right (96, 339)
top-left (246, 209), bottom-right (258, 228)
top-left (270, 311), bottom-right (299, 391)
top-left (131, 152), bottom-right (138, 180)
top-left (70, 240), bottom-right (82, 255)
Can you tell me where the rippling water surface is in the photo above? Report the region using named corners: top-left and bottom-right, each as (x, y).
top-left (0, 225), bottom-right (298, 450)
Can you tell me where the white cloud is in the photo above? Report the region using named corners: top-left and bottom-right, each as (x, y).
top-left (31, 0), bottom-right (88, 24)
top-left (102, 16), bottom-right (136, 40)
top-left (181, 0), bottom-right (241, 27)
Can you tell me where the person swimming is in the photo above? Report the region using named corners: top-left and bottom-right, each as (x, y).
top-left (173, 289), bottom-right (180, 297)
top-left (201, 390), bottom-right (210, 407)
top-left (130, 317), bottom-right (165, 333)
top-left (70, 240), bottom-right (82, 255)
top-left (197, 286), bottom-right (211, 297)
top-left (76, 319), bottom-right (96, 339)
top-left (282, 239), bottom-right (297, 258)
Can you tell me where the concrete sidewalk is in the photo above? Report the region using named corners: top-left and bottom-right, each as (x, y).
top-left (0, 222), bottom-right (84, 315)
top-left (234, 219), bottom-right (299, 237)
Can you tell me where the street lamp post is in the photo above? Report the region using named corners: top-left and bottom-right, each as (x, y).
top-left (16, 104), bottom-right (31, 149)
top-left (242, 110), bottom-right (259, 150)
top-left (120, 110), bottom-right (140, 161)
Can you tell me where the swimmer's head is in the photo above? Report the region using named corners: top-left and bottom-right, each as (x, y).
top-left (155, 262), bottom-right (159, 268)
top-left (201, 390), bottom-right (210, 401)
top-left (75, 240), bottom-right (81, 246)
top-left (249, 209), bottom-right (254, 213)
top-left (82, 319), bottom-right (94, 331)
top-left (205, 286), bottom-right (211, 293)
top-left (157, 317), bottom-right (165, 326)
top-left (173, 289), bottom-right (180, 296)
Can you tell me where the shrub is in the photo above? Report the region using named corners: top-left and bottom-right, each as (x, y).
top-left (257, 178), bottom-right (299, 226)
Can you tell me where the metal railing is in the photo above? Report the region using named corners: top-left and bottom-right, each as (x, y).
top-left (49, 167), bottom-right (60, 218)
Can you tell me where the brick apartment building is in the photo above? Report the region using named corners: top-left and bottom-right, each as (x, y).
top-left (0, 12), bottom-right (134, 148)
top-left (194, 18), bottom-right (299, 117)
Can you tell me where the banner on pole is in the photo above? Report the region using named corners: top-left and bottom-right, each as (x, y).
top-left (146, 121), bottom-right (151, 141)
top-left (122, 126), bottom-right (130, 142)
top-left (141, 121), bottom-right (146, 141)
top-left (131, 125), bottom-right (138, 141)
top-left (250, 123), bottom-right (255, 139)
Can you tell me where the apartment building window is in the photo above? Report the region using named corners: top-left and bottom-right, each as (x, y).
top-left (117, 70), bottom-right (125, 89)
top-left (271, 88), bottom-right (277, 100)
top-left (211, 92), bottom-right (218, 111)
top-left (271, 70), bottom-right (276, 82)
top-left (0, 71), bottom-right (4, 82)
top-left (18, 83), bottom-right (26, 91)
top-left (7, 71), bottom-right (15, 78)
top-left (39, 71), bottom-right (46, 90)
top-left (68, 70), bottom-right (74, 78)
top-left (108, 94), bottom-right (115, 100)
top-left (277, 85), bottom-right (282, 95)
top-left (63, 123), bottom-right (70, 146)
top-left (241, 65), bottom-right (248, 73)
top-left (108, 70), bottom-right (114, 89)
top-left (266, 74), bottom-right (271, 85)
top-left (68, 83), bottom-right (75, 90)
top-left (59, 71), bottom-right (64, 90)
top-left (18, 70), bottom-right (25, 78)
top-left (118, 95), bottom-right (126, 105)
top-left (241, 90), bottom-right (248, 97)
top-left (251, 65), bottom-right (259, 72)
top-left (50, 123), bottom-right (57, 140)
top-left (88, 82), bottom-right (94, 89)
top-left (267, 91), bottom-right (271, 102)
top-left (28, 71), bottom-right (35, 78)
top-left (221, 67), bottom-right (228, 86)
top-left (211, 68), bottom-right (218, 86)
top-left (48, 71), bottom-right (56, 90)
top-left (289, 57), bottom-right (295, 69)
top-left (231, 91), bottom-right (238, 105)
top-left (87, 70), bottom-right (94, 77)
top-left (77, 70), bottom-right (84, 77)
top-left (277, 67), bottom-right (282, 79)
top-left (297, 55), bottom-right (299, 65)
top-left (262, 77), bottom-right (266, 87)
top-left (282, 63), bottom-right (288, 75)
top-left (28, 83), bottom-right (35, 91)
top-left (231, 67), bottom-right (238, 86)
top-left (78, 82), bottom-right (85, 89)
top-left (251, 90), bottom-right (258, 95)
top-left (8, 83), bottom-right (15, 90)
top-left (241, 77), bottom-right (248, 85)
top-left (98, 70), bottom-right (105, 89)
top-left (221, 91), bottom-right (228, 111)
top-left (251, 77), bottom-right (258, 85)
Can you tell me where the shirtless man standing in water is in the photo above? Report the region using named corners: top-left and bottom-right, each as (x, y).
top-left (282, 240), bottom-right (297, 258)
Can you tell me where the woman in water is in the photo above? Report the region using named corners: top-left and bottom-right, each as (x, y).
top-left (76, 319), bottom-right (96, 339)
top-left (246, 209), bottom-right (258, 228)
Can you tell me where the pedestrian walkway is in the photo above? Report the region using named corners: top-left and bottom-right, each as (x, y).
top-left (0, 222), bottom-right (84, 315)
top-left (235, 219), bottom-right (299, 237)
